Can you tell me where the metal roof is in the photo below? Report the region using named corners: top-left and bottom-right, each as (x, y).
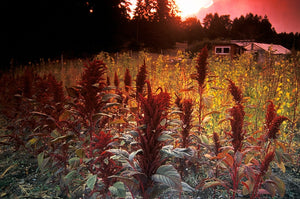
top-left (244, 42), bottom-right (291, 55)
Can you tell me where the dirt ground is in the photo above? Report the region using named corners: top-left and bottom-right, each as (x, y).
top-left (1, 145), bottom-right (300, 199)
top-left (0, 146), bottom-right (63, 199)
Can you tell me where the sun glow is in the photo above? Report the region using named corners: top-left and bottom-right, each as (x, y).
top-left (175, 0), bottom-right (213, 18)
top-left (129, 0), bottom-right (214, 19)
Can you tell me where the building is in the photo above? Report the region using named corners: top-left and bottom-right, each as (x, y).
top-left (212, 42), bottom-right (246, 58)
top-left (212, 41), bottom-right (291, 62)
top-left (244, 42), bottom-right (291, 63)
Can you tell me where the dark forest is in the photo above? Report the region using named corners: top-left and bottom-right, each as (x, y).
top-left (2, 0), bottom-right (300, 68)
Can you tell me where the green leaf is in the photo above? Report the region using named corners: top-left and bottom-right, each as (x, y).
top-left (27, 137), bottom-right (38, 146)
top-left (37, 152), bottom-right (44, 169)
top-left (64, 170), bottom-right (78, 181)
top-left (51, 129), bottom-right (61, 138)
top-left (51, 134), bottom-right (70, 143)
top-left (129, 130), bottom-right (139, 137)
top-left (271, 175), bottom-right (285, 198)
top-left (168, 119), bottom-right (182, 126)
top-left (158, 133), bottom-right (173, 141)
top-left (106, 149), bottom-right (129, 158)
top-left (102, 103), bottom-right (121, 110)
top-left (152, 165), bottom-right (182, 191)
top-left (181, 182), bottom-right (195, 192)
top-left (200, 134), bottom-right (209, 144)
top-left (109, 182), bottom-right (126, 198)
top-left (129, 149), bottom-right (143, 162)
top-left (69, 157), bottom-right (80, 168)
top-left (86, 175), bottom-right (97, 190)
top-left (202, 179), bottom-right (227, 190)
top-left (76, 148), bottom-right (85, 159)
top-left (92, 112), bottom-right (113, 121)
top-left (172, 148), bottom-right (194, 158)
top-left (102, 93), bottom-right (121, 102)
top-left (160, 118), bottom-right (167, 126)
top-left (264, 181), bottom-right (276, 197)
top-left (108, 186), bottom-right (118, 195)
top-left (242, 180), bottom-right (254, 195)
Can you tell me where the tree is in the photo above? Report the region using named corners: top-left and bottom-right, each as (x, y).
top-left (231, 13), bottom-right (276, 42)
top-left (132, 0), bottom-right (180, 49)
top-left (182, 17), bottom-right (204, 43)
top-left (133, 0), bottom-right (155, 20)
top-left (203, 13), bottom-right (232, 39)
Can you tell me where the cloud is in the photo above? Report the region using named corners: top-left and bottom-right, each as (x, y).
top-left (196, 0), bottom-right (300, 33)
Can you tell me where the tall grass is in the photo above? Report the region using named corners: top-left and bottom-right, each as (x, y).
top-left (9, 51), bottom-right (299, 136)
top-left (1, 49), bottom-right (299, 198)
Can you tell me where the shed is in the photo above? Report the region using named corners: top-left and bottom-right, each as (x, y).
top-left (212, 43), bottom-right (245, 58)
top-left (244, 42), bottom-right (291, 63)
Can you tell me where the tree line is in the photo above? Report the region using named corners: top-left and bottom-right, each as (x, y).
top-left (2, 0), bottom-right (299, 67)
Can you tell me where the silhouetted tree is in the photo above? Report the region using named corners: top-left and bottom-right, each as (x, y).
top-left (203, 13), bottom-right (232, 39)
top-left (231, 13), bottom-right (276, 43)
top-left (182, 17), bottom-right (204, 43)
top-left (3, 0), bottom-right (131, 66)
top-left (132, 0), bottom-right (179, 50)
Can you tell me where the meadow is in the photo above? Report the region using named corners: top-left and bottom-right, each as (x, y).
top-left (0, 49), bottom-right (299, 198)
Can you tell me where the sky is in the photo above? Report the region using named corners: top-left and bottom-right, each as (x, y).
top-left (130, 0), bottom-right (300, 33)
top-left (193, 0), bottom-right (300, 33)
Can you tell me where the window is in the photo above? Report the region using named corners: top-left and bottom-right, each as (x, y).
top-left (223, 47), bottom-right (230, 53)
top-left (216, 48), bottom-right (222, 53)
top-left (215, 46), bottom-right (231, 54)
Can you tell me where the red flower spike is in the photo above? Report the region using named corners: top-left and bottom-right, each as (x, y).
top-left (107, 76), bottom-right (111, 86)
top-left (227, 79), bottom-right (243, 104)
top-left (136, 60), bottom-right (147, 99)
top-left (181, 99), bottom-right (193, 148)
top-left (78, 60), bottom-right (107, 114)
top-left (229, 104), bottom-right (245, 152)
top-left (137, 81), bottom-right (170, 180)
top-left (213, 132), bottom-right (221, 156)
top-left (114, 71), bottom-right (120, 88)
top-left (265, 101), bottom-right (277, 130)
top-left (260, 150), bottom-right (275, 175)
top-left (124, 68), bottom-right (132, 92)
top-left (195, 46), bottom-right (208, 88)
top-left (267, 116), bottom-right (288, 139)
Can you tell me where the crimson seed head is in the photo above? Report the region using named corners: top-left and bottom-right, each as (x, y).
top-left (79, 60), bottom-right (107, 113)
top-left (137, 81), bottom-right (170, 178)
top-left (195, 46), bottom-right (208, 87)
top-left (227, 79), bottom-right (243, 104)
top-left (182, 99), bottom-right (193, 125)
top-left (136, 61), bottom-right (147, 99)
top-left (229, 104), bottom-right (245, 152)
top-left (267, 116), bottom-right (288, 139)
top-left (80, 60), bottom-right (107, 89)
top-left (213, 132), bottom-right (221, 155)
top-left (114, 71), bottom-right (120, 88)
top-left (124, 68), bottom-right (132, 92)
top-left (106, 76), bottom-right (111, 86)
top-left (265, 101), bottom-right (277, 130)
top-left (181, 99), bottom-right (193, 148)
top-left (260, 150), bottom-right (275, 175)
top-left (47, 74), bottom-right (65, 103)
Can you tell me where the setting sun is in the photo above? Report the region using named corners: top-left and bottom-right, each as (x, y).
top-left (176, 0), bottom-right (214, 18)
top-left (129, 0), bottom-right (214, 18)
